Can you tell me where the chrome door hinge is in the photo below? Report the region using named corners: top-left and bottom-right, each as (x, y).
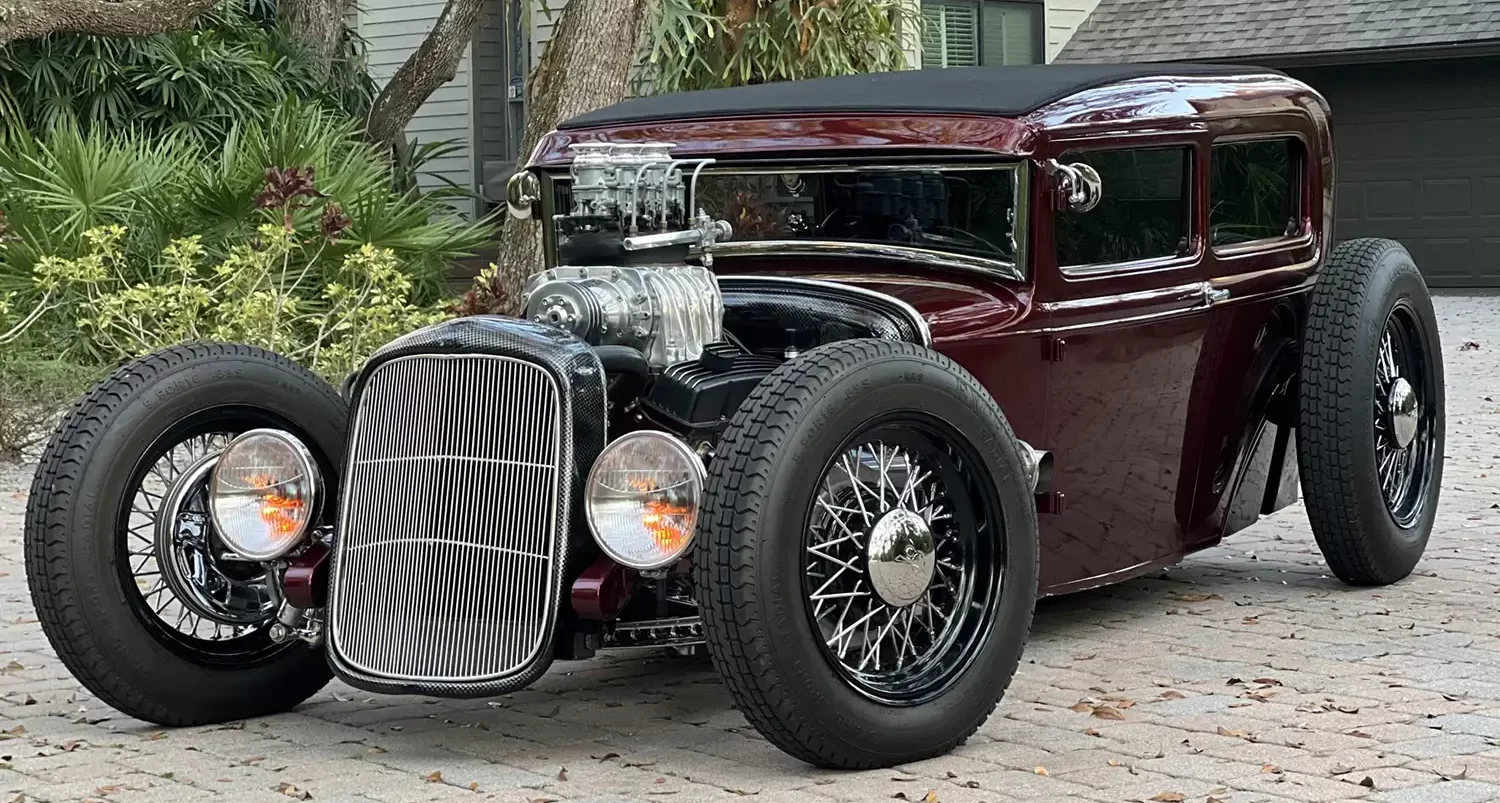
top-left (1043, 336), bottom-right (1066, 362)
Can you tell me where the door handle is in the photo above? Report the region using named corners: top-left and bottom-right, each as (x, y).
top-left (1204, 286), bottom-right (1231, 305)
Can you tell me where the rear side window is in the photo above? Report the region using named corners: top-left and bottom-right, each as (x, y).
top-left (1055, 146), bottom-right (1193, 270)
top-left (1210, 138), bottom-right (1301, 248)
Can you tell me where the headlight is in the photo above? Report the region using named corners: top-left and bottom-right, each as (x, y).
top-left (585, 431), bottom-right (705, 570)
top-left (208, 429), bottom-right (321, 561)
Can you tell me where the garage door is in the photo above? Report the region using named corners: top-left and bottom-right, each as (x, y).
top-left (1292, 58), bottom-right (1500, 288)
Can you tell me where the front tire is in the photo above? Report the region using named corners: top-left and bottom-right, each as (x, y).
top-left (695, 339), bottom-right (1038, 769)
top-left (1298, 238), bottom-right (1445, 586)
top-left (25, 343), bottom-right (349, 726)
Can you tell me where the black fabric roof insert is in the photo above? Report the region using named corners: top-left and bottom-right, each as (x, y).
top-left (557, 62), bottom-right (1282, 131)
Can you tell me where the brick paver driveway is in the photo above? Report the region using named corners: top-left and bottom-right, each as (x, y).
top-left (2, 294), bottom-right (1498, 803)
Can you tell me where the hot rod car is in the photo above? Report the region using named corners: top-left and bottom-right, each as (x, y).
top-left (24, 63), bottom-right (1444, 770)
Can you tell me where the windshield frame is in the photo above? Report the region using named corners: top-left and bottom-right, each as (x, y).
top-left (540, 155), bottom-right (1029, 284)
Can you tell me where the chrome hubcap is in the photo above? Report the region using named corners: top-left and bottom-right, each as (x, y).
top-left (1387, 377), bottom-right (1419, 449)
top-left (866, 509), bottom-right (936, 608)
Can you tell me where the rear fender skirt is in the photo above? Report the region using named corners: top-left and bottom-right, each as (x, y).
top-left (1219, 338), bottom-right (1301, 537)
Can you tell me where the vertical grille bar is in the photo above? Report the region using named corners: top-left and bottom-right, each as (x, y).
top-left (328, 353), bottom-right (564, 684)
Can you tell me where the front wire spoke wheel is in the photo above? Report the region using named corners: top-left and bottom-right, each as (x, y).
top-left (123, 426), bottom-right (288, 658)
top-left (802, 422), bottom-right (999, 706)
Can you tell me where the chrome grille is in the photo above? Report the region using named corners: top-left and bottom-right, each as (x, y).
top-left (328, 353), bottom-right (564, 684)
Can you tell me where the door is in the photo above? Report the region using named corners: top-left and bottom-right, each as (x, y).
top-left (1035, 141), bottom-right (1215, 593)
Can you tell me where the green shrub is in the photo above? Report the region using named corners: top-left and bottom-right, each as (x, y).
top-left (0, 355), bottom-right (104, 460)
top-left (642, 0), bottom-right (917, 94)
top-left (8, 222), bottom-right (449, 383)
top-left (0, 1), bottom-right (374, 148)
top-left (0, 103), bottom-right (496, 360)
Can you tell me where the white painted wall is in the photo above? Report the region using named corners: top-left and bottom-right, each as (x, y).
top-left (1044, 0), bottom-right (1101, 60)
top-left (356, 0), bottom-right (477, 218)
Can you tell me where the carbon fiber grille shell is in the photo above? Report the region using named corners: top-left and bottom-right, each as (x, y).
top-left (325, 316), bottom-right (605, 697)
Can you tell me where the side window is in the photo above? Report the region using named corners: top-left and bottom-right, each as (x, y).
top-left (1055, 146), bottom-right (1193, 270)
top-left (1210, 138), bottom-right (1301, 248)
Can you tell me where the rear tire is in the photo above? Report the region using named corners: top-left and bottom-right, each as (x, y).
top-left (25, 343), bottom-right (348, 725)
top-left (694, 339), bottom-right (1037, 769)
top-left (1298, 238), bottom-right (1444, 586)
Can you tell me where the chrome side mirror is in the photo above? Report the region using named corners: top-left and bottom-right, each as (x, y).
top-left (506, 171), bottom-right (541, 220)
top-left (1048, 159), bottom-right (1103, 213)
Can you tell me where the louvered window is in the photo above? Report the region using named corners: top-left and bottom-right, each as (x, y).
top-left (921, 0), bottom-right (1042, 68)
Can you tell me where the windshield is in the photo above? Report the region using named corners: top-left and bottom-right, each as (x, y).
top-left (691, 164), bottom-right (1020, 266)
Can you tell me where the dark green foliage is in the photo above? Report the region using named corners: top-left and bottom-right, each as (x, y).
top-left (0, 2), bottom-right (376, 147)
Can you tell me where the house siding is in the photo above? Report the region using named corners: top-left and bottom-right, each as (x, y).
top-left (357, 0), bottom-right (477, 218)
top-left (1044, 0), bottom-right (1099, 60)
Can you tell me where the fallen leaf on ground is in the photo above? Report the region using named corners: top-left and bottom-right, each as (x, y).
top-left (1349, 730), bottom-right (1373, 739)
top-left (147, 732), bottom-right (167, 741)
top-left (1207, 798), bottom-right (1228, 803)
top-left (1439, 766), bottom-right (1469, 781)
top-left (422, 771), bottom-right (443, 783)
top-left (1, 662), bottom-right (22, 674)
top-left (1217, 726), bottom-right (1249, 738)
top-left (275, 783), bottom-right (312, 800)
top-left (1149, 793), bottom-right (1185, 802)
top-left (1262, 764), bottom-right (1281, 774)
top-left (1158, 690), bottom-right (1187, 700)
top-left (1330, 763), bottom-right (1354, 775)
top-left (528, 798), bottom-right (557, 803)
top-left (5, 727), bottom-right (25, 736)
top-left (1250, 678), bottom-right (1282, 686)
top-left (1092, 706), bottom-right (1126, 720)
top-left (594, 752), bottom-right (620, 762)
top-left (1107, 759), bottom-right (1124, 767)
top-left (1170, 592), bottom-right (1222, 602)
top-left (1033, 767), bottom-right (1048, 776)
top-left (1069, 701), bottom-right (1096, 713)
top-left (467, 783), bottom-right (479, 791)
top-left (1085, 728), bottom-right (1101, 737)
top-left (558, 767), bottom-right (569, 781)
top-left (94, 787), bottom-right (121, 795)
top-left (1461, 341), bottom-right (1481, 350)
top-left (1242, 616), bottom-right (1259, 624)
top-left (1073, 653), bottom-right (1097, 661)
top-left (1359, 777), bottom-right (1375, 788)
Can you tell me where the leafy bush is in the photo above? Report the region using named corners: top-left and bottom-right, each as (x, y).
top-left (0, 356), bottom-right (104, 460)
top-left (0, 103), bottom-right (496, 359)
top-left (642, 0), bottom-right (917, 94)
top-left (8, 222), bottom-right (449, 383)
top-left (0, 1), bottom-right (374, 148)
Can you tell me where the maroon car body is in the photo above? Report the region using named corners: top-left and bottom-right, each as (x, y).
top-left (529, 67), bottom-right (1330, 597)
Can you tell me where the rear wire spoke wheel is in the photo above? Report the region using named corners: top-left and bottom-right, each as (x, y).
top-left (1299, 238), bottom-right (1445, 586)
top-left (24, 344), bottom-right (348, 726)
top-left (695, 339), bottom-right (1037, 769)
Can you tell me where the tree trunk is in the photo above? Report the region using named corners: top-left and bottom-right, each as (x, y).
top-left (278, 0), bottom-right (352, 80)
top-left (0, 0), bottom-right (220, 43)
top-left (364, 0), bottom-right (493, 150)
top-left (494, 0), bottom-right (651, 310)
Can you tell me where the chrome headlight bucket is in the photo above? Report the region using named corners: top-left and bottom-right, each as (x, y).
top-left (208, 428), bottom-right (322, 561)
top-left (584, 431), bottom-right (705, 570)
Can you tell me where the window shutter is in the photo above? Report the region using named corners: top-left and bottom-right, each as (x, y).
top-left (921, 3), bottom-right (980, 68)
top-left (980, 2), bottom-right (1039, 66)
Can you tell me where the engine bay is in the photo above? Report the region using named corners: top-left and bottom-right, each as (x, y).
top-left (515, 142), bottom-right (930, 448)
